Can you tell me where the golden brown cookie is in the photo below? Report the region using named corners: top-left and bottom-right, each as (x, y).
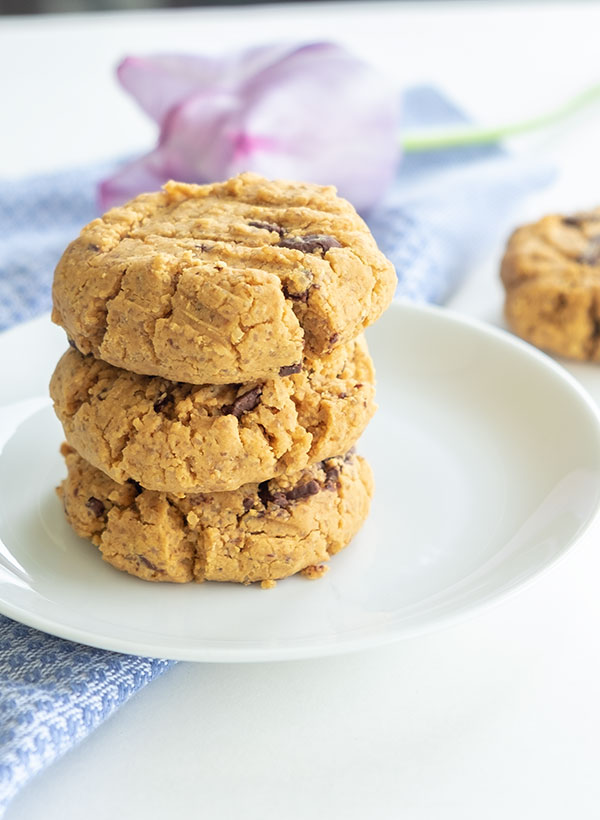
top-left (501, 209), bottom-right (600, 360)
top-left (50, 337), bottom-right (375, 493)
top-left (52, 173), bottom-right (396, 384)
top-left (58, 444), bottom-right (373, 585)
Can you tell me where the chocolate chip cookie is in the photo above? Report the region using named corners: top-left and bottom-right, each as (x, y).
top-left (50, 337), bottom-right (375, 493)
top-left (501, 208), bottom-right (600, 359)
top-left (58, 444), bottom-right (373, 585)
top-left (52, 173), bottom-right (396, 384)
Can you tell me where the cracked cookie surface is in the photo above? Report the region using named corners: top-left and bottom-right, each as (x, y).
top-left (501, 209), bottom-right (600, 360)
top-left (58, 444), bottom-right (373, 584)
top-left (50, 337), bottom-right (376, 493)
top-left (52, 173), bottom-right (396, 384)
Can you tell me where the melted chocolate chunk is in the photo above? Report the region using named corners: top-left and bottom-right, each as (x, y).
top-left (563, 212), bottom-right (600, 227)
top-left (258, 477), bottom-right (320, 508)
top-left (258, 481), bottom-right (272, 508)
top-left (579, 236), bottom-right (600, 266)
top-left (138, 555), bottom-right (160, 572)
top-left (222, 386), bottom-right (262, 418)
top-left (248, 220), bottom-right (285, 237)
top-left (127, 478), bottom-right (143, 495)
top-left (323, 465), bottom-right (340, 490)
top-left (86, 497), bottom-right (105, 517)
top-left (282, 285), bottom-right (309, 303)
top-left (268, 490), bottom-right (290, 508)
top-left (277, 234), bottom-right (342, 254)
top-left (242, 497), bottom-right (254, 512)
top-left (286, 479), bottom-right (320, 501)
top-left (153, 392), bottom-right (173, 413)
top-left (279, 363), bottom-right (302, 377)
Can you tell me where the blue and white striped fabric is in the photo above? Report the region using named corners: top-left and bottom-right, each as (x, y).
top-left (0, 85), bottom-right (551, 815)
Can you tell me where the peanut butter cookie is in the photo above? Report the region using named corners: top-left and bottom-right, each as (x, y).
top-left (501, 209), bottom-right (600, 360)
top-left (52, 173), bottom-right (396, 383)
top-left (58, 444), bottom-right (373, 585)
top-left (50, 337), bottom-right (375, 493)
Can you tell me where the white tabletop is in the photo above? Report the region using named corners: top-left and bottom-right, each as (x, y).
top-left (3, 2), bottom-right (600, 818)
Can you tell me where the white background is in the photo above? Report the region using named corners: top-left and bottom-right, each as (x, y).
top-left (3, 2), bottom-right (600, 818)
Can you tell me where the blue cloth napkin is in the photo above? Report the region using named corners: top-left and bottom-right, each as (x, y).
top-left (0, 85), bottom-right (551, 814)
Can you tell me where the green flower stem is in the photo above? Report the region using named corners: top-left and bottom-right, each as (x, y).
top-left (401, 83), bottom-right (600, 152)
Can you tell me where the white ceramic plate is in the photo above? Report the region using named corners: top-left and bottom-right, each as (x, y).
top-left (1, 302), bottom-right (600, 662)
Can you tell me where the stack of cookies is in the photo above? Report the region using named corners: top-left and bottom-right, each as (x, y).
top-left (49, 173), bottom-right (396, 586)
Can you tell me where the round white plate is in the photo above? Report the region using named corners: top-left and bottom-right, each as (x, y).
top-left (1, 301), bottom-right (600, 662)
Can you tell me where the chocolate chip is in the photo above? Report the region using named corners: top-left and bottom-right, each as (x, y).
top-left (87, 243), bottom-right (100, 252)
top-left (187, 492), bottom-right (208, 505)
top-left (329, 333), bottom-right (340, 346)
top-left (277, 234), bottom-right (342, 254)
top-left (138, 555), bottom-right (160, 572)
top-left (269, 490), bottom-right (290, 508)
top-left (257, 483), bottom-right (290, 509)
top-left (579, 236), bottom-right (600, 265)
top-left (242, 497), bottom-right (254, 512)
top-left (286, 479), bottom-right (320, 501)
top-left (86, 497), bottom-right (105, 517)
top-left (153, 392), bottom-right (173, 413)
top-left (127, 478), bottom-right (143, 495)
top-left (563, 212), bottom-right (600, 227)
top-left (279, 363), bottom-right (302, 377)
top-left (258, 481), bottom-right (272, 508)
top-left (258, 476), bottom-right (321, 508)
top-left (282, 285), bottom-right (309, 303)
top-left (323, 465), bottom-right (340, 490)
top-left (222, 386), bottom-right (262, 418)
top-left (248, 220), bottom-right (285, 237)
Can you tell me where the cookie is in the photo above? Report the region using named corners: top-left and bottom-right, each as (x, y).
top-left (51, 173), bottom-right (396, 384)
top-left (501, 209), bottom-right (600, 360)
top-left (50, 337), bottom-right (375, 493)
top-left (58, 444), bottom-right (373, 585)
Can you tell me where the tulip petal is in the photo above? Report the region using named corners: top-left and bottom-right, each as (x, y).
top-left (98, 153), bottom-right (168, 211)
top-left (232, 43), bottom-right (400, 210)
top-left (117, 54), bottom-right (226, 124)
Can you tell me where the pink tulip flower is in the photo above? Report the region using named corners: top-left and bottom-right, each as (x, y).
top-left (99, 42), bottom-right (400, 212)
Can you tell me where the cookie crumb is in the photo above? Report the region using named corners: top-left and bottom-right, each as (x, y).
top-left (301, 563), bottom-right (329, 580)
top-left (60, 441), bottom-right (75, 458)
top-left (261, 579), bottom-right (277, 590)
